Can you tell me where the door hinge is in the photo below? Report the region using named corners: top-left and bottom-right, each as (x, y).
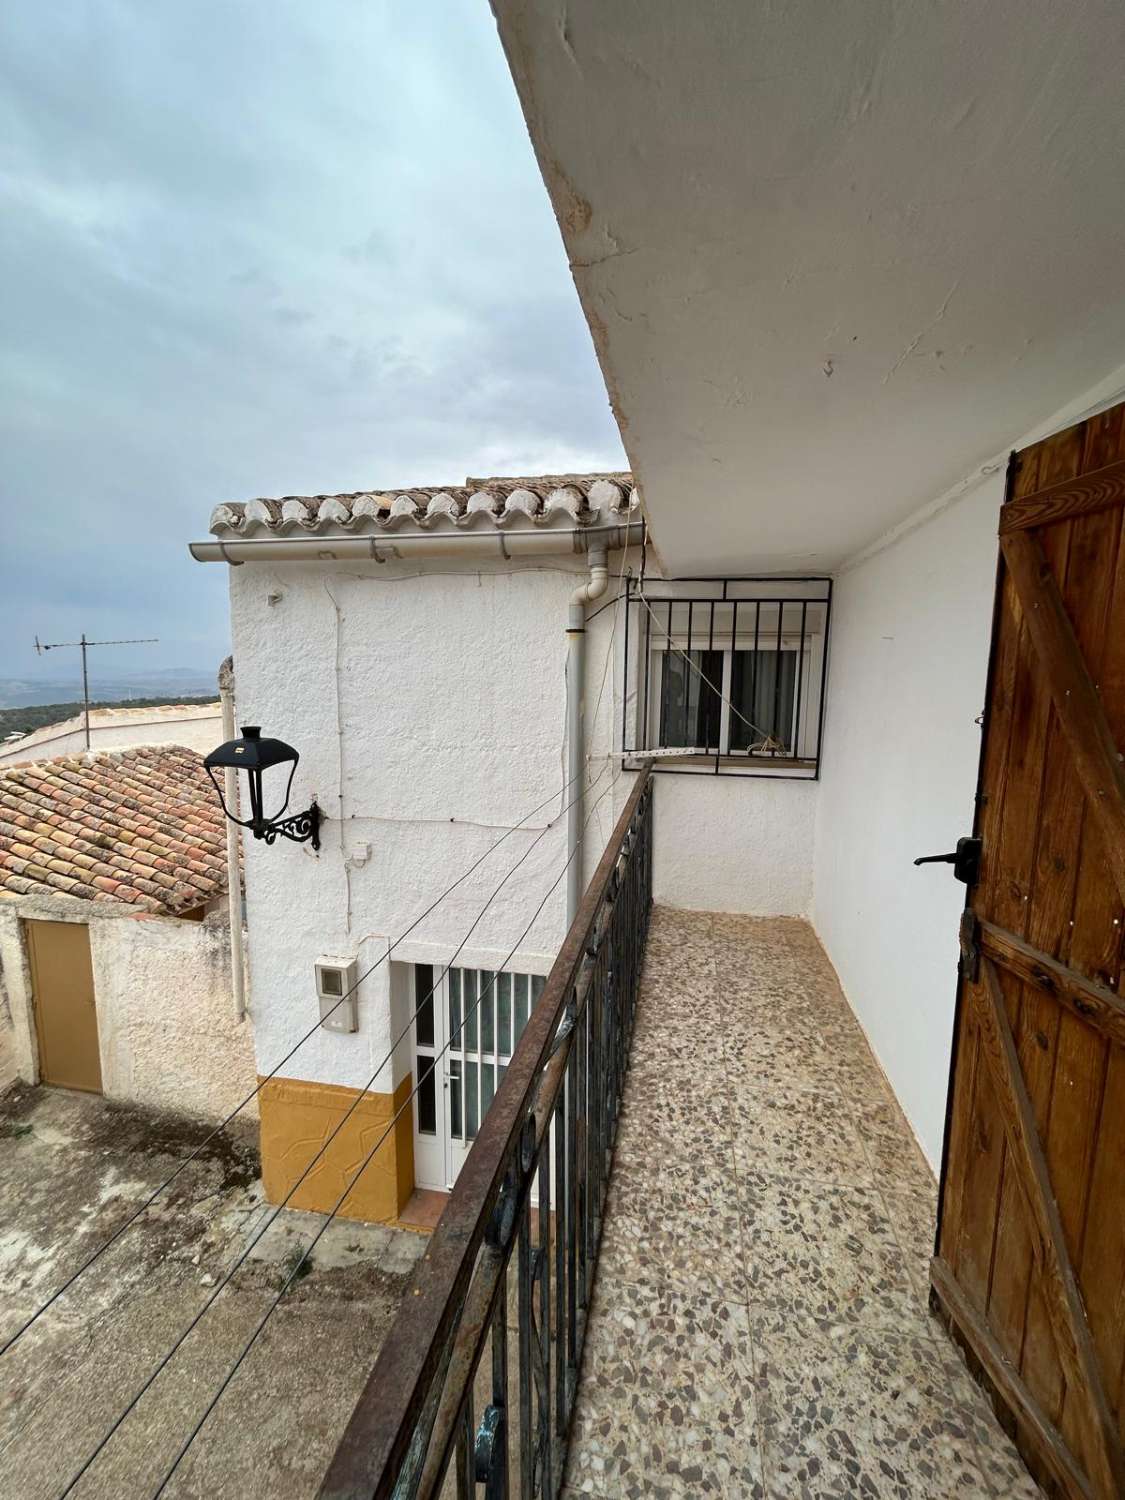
top-left (958, 910), bottom-right (981, 984)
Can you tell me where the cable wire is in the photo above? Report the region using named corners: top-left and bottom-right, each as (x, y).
top-left (147, 769), bottom-right (623, 1499)
top-left (1, 758), bottom-right (596, 1360)
top-left (53, 766), bottom-right (615, 1499)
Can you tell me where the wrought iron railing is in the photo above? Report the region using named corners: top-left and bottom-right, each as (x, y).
top-left (319, 768), bottom-right (651, 1494)
top-left (319, 766), bottom-right (654, 1500)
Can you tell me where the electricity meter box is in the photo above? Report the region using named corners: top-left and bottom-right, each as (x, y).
top-left (315, 957), bottom-right (359, 1033)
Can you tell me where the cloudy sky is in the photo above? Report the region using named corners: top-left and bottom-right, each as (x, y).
top-left (0, 1), bottom-right (624, 689)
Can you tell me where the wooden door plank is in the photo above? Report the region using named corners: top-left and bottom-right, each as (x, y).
top-left (971, 958), bottom-right (1125, 1497)
top-left (931, 1255), bottom-right (1093, 1500)
top-left (948, 444), bottom-right (1056, 1302)
top-left (999, 457), bottom-right (1125, 534)
top-left (980, 922), bottom-right (1125, 1047)
top-left (1000, 528), bottom-right (1125, 910)
top-left (1074, 1048), bottom-right (1125, 1443)
top-left (942, 448), bottom-right (1039, 1290)
top-left (986, 441), bottom-right (1080, 1382)
top-left (1042, 493), bottom-right (1125, 1456)
top-left (1066, 509), bottom-right (1125, 992)
top-left (947, 593), bottom-right (1023, 1294)
top-left (987, 970), bottom-right (1061, 1395)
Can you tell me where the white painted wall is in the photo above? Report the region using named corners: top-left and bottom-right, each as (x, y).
top-left (0, 895), bottom-right (255, 1120)
top-left (652, 775), bottom-right (814, 915)
top-left (91, 912), bottom-right (257, 1120)
top-left (812, 479), bottom-right (999, 1168)
top-left (229, 556), bottom-right (605, 1095)
top-left (812, 367), bottom-right (1125, 1171)
top-left (0, 705), bottom-right (222, 766)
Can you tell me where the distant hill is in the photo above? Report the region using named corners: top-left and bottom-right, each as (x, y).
top-left (0, 668), bottom-right (217, 709)
top-left (0, 697), bottom-right (221, 741)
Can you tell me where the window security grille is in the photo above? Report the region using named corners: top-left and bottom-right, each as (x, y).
top-left (622, 577), bottom-right (832, 779)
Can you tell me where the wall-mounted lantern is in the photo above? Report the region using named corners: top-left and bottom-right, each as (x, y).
top-left (204, 726), bottom-right (321, 850)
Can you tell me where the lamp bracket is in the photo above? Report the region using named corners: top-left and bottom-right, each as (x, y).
top-left (258, 802), bottom-right (321, 851)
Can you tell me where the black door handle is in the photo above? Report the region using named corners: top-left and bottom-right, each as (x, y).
top-left (914, 836), bottom-right (981, 886)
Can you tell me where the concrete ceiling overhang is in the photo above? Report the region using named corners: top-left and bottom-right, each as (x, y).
top-left (491, 1), bottom-right (1125, 574)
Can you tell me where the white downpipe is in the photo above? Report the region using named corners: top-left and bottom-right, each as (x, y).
top-left (566, 547), bottom-right (609, 924)
top-left (218, 657), bottom-right (247, 1023)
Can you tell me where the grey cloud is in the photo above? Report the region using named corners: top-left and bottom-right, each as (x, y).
top-left (0, 0), bottom-right (624, 683)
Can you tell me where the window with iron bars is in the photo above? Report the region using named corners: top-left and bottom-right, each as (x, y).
top-left (622, 578), bottom-right (832, 778)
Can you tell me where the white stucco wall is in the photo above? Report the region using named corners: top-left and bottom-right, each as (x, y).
top-left (229, 556), bottom-right (609, 1094)
top-left (0, 895), bottom-right (255, 1121)
top-left (812, 479), bottom-right (999, 1169)
top-left (650, 775), bottom-right (814, 915)
top-left (812, 367), bottom-right (1125, 1171)
top-left (90, 912), bottom-right (257, 1120)
top-left (0, 705), bottom-right (222, 766)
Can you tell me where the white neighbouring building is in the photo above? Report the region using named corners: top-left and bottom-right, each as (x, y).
top-left (0, 702), bottom-right (223, 767)
top-left (193, 472), bottom-right (834, 1220)
top-left (0, 745), bottom-right (254, 1115)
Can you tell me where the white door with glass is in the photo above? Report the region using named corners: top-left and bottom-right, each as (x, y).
top-left (412, 962), bottom-right (545, 1191)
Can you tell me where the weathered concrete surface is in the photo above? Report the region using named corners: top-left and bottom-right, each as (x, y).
top-left (0, 1085), bottom-right (424, 1498)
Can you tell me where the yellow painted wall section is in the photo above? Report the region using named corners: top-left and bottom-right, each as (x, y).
top-left (259, 1072), bottom-right (415, 1224)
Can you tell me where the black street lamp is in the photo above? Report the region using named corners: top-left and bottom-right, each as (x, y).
top-left (204, 726), bottom-right (321, 850)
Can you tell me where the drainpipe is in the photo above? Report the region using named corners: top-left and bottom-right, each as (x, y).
top-left (566, 547), bottom-right (609, 924)
top-left (218, 656), bottom-right (247, 1022)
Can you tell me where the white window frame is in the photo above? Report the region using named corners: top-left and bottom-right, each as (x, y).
top-left (647, 630), bottom-right (820, 762)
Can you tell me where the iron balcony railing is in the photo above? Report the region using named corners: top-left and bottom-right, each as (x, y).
top-left (319, 765), bottom-right (654, 1500)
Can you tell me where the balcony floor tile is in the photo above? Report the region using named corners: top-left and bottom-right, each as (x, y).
top-left (565, 906), bottom-right (1036, 1499)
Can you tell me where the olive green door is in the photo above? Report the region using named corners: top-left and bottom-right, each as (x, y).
top-left (26, 920), bottom-right (102, 1093)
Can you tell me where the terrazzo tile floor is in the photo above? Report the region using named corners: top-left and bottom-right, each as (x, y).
top-left (563, 907), bottom-right (1039, 1499)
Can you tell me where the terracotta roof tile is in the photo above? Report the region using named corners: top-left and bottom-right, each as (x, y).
top-left (0, 746), bottom-right (228, 916)
top-left (209, 472), bottom-right (639, 539)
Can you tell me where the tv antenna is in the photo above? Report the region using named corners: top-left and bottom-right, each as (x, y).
top-left (34, 633), bottom-right (159, 749)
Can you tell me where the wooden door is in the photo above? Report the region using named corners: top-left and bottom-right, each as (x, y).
top-left (932, 405), bottom-right (1125, 1498)
top-left (26, 920), bottom-right (102, 1093)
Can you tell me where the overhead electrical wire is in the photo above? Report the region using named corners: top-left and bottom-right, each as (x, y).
top-left (56, 768), bottom-right (622, 1500)
top-left (0, 758), bottom-right (598, 1360)
top-left (147, 769), bottom-right (624, 1500)
top-left (9, 547), bottom-right (634, 1363)
top-left (46, 568), bottom-right (630, 1491)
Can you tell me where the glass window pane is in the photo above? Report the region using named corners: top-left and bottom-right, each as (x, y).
top-left (415, 964), bottom-right (434, 1048)
top-left (466, 1059), bottom-right (479, 1140)
top-left (498, 1062), bottom-right (507, 1088)
top-left (481, 970), bottom-right (495, 1054)
top-left (463, 968), bottom-right (478, 1052)
top-left (531, 974), bottom-right (545, 1007)
top-left (731, 649), bottom-right (797, 753)
top-left (417, 1054), bottom-right (436, 1135)
top-left (660, 651), bottom-right (689, 745)
top-left (449, 1059), bottom-right (462, 1139)
top-left (659, 649), bottom-right (721, 749)
top-left (482, 1060), bottom-right (495, 1115)
top-left (514, 973), bottom-right (529, 1042)
top-left (497, 972), bottom-right (512, 1056)
top-left (448, 968), bottom-right (462, 1050)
